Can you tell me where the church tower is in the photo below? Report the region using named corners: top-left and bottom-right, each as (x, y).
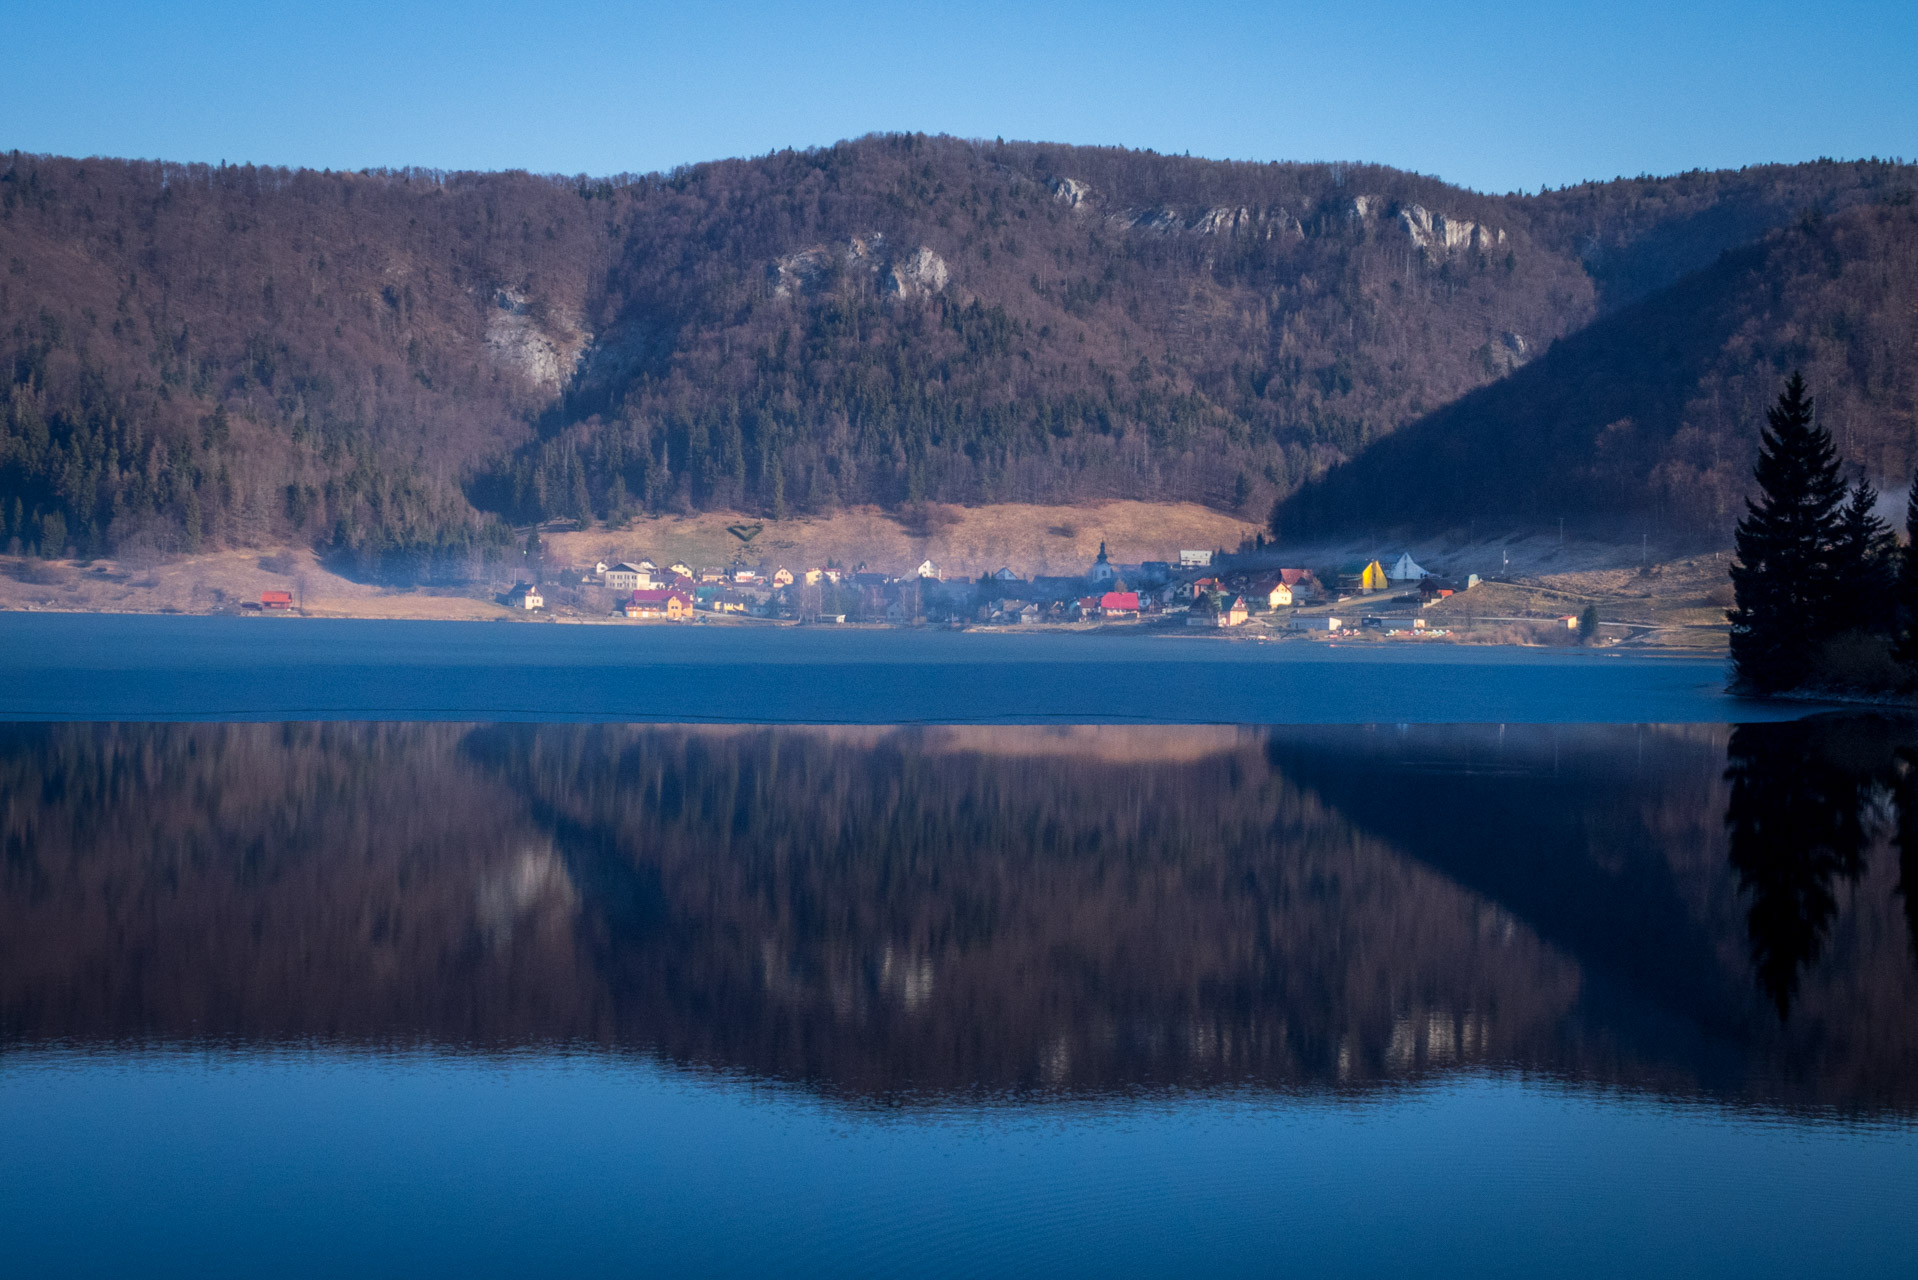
top-left (1088, 541), bottom-right (1116, 584)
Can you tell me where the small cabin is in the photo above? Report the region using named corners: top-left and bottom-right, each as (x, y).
top-left (260, 590), bottom-right (294, 610)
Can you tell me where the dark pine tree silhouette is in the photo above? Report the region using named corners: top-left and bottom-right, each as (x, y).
top-left (1895, 477), bottom-right (1918, 677)
top-left (1729, 374), bottom-right (1848, 692)
top-left (1828, 478), bottom-right (1897, 635)
top-left (1724, 721), bottom-right (1871, 1018)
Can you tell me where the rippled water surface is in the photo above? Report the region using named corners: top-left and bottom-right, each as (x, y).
top-left (3, 717), bottom-right (1917, 1276)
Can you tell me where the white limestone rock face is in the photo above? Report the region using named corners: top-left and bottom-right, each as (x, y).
top-left (1053, 177), bottom-right (1092, 208)
top-left (1106, 204), bottom-right (1298, 239)
top-left (1190, 206), bottom-right (1253, 235)
top-left (485, 288), bottom-right (588, 392)
top-left (888, 246), bottom-right (951, 298)
top-left (1397, 204), bottom-right (1507, 255)
top-left (770, 236), bottom-right (950, 301)
top-left (843, 233), bottom-right (889, 271)
top-left (769, 247), bottom-right (835, 298)
top-left (1112, 207), bottom-right (1184, 233)
top-left (1481, 330), bottom-right (1531, 375)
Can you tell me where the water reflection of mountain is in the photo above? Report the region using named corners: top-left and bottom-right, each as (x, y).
top-left (2, 721), bottom-right (1913, 1112)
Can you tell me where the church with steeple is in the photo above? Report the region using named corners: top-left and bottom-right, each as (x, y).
top-left (1087, 542), bottom-right (1118, 586)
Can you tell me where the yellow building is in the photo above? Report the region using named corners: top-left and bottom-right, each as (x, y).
top-left (624, 589), bottom-right (692, 620)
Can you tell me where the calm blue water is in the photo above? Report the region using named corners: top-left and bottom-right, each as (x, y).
top-left (0, 612), bottom-right (1806, 722)
top-left (3, 1053), bottom-right (1911, 1279)
top-left (0, 618), bottom-right (1911, 1277)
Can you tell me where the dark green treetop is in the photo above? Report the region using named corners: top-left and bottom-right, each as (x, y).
top-left (1729, 373), bottom-right (1848, 692)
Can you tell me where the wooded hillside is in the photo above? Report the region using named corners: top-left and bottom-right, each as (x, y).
top-left (1275, 199), bottom-right (1918, 539)
top-left (2, 137), bottom-right (1911, 572)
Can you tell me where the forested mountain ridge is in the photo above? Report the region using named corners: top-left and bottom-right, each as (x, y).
top-left (2, 137), bottom-right (1911, 572)
top-left (1275, 198), bottom-right (1918, 539)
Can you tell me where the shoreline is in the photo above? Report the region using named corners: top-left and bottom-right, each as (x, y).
top-left (0, 599), bottom-right (1725, 657)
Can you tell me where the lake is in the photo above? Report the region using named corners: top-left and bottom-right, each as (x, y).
top-left (0, 617), bottom-right (1912, 1276)
top-left (0, 611), bottom-right (1802, 723)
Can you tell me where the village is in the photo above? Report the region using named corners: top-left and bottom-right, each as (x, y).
top-left (490, 542), bottom-right (1543, 639)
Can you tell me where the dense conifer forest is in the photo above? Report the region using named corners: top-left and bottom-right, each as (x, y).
top-left (2, 136), bottom-right (1913, 574)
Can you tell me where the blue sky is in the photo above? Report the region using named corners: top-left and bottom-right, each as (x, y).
top-left (5, 0), bottom-right (1913, 193)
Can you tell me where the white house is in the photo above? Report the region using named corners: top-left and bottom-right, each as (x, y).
top-left (1386, 553), bottom-right (1428, 581)
top-left (1179, 549), bottom-right (1213, 568)
top-left (602, 562), bottom-right (652, 591)
top-left (506, 583), bottom-right (544, 610)
top-left (916, 559), bottom-right (939, 579)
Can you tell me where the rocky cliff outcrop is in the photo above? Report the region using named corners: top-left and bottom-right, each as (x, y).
top-left (1397, 203), bottom-right (1505, 254)
top-left (485, 287), bottom-right (589, 392)
top-left (769, 235), bottom-right (950, 300)
top-left (1052, 177), bottom-right (1092, 208)
top-left (888, 245), bottom-right (951, 297)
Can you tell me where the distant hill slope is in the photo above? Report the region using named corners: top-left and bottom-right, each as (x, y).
top-left (1, 138), bottom-right (1911, 570)
top-left (1273, 200), bottom-right (1918, 539)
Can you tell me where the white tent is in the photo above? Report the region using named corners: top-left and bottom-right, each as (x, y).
top-left (1386, 553), bottom-right (1428, 581)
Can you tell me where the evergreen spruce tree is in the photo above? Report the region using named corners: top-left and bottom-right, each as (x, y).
top-left (1729, 374), bottom-right (1848, 692)
top-left (1895, 477), bottom-right (1918, 676)
top-left (1828, 478), bottom-right (1896, 635)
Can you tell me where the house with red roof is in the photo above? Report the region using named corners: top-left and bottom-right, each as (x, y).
top-left (624, 588), bottom-right (693, 620)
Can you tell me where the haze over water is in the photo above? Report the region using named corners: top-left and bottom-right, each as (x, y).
top-left (3, 711), bottom-right (1915, 1276)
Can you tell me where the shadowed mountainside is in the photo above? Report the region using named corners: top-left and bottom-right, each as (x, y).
top-left (1275, 200), bottom-right (1918, 538)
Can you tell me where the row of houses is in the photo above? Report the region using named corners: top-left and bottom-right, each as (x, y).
top-left (502, 541), bottom-right (1472, 625)
top-left (595, 558), bottom-right (944, 593)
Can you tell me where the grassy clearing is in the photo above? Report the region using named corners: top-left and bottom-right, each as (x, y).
top-left (545, 501), bottom-right (1264, 580)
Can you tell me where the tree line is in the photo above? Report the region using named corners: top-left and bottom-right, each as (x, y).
top-left (1729, 373), bottom-right (1918, 694)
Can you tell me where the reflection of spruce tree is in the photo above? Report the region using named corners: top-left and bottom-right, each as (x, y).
top-left (1728, 374), bottom-right (1847, 692)
top-left (1724, 722), bottom-right (1869, 1018)
top-left (1896, 750), bottom-right (1918, 962)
